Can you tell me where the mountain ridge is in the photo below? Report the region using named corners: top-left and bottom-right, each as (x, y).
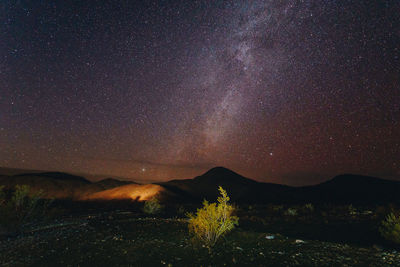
top-left (15, 172), bottom-right (91, 184)
top-left (0, 171), bottom-right (135, 199)
top-left (0, 167), bottom-right (399, 203)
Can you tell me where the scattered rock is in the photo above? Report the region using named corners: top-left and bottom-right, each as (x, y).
top-left (372, 244), bottom-right (383, 251)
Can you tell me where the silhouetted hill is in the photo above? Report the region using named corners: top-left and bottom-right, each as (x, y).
top-left (155, 168), bottom-right (400, 204)
top-left (83, 183), bottom-right (176, 202)
top-left (95, 178), bottom-right (135, 189)
top-left (0, 167), bottom-right (46, 176)
top-left (0, 172), bottom-right (135, 199)
top-left (16, 172), bottom-right (90, 184)
top-left (320, 174), bottom-right (397, 187)
top-left (158, 167), bottom-right (291, 203)
top-left (199, 167), bottom-right (254, 182)
top-left (299, 174), bottom-right (400, 203)
top-left (1, 167), bottom-right (399, 204)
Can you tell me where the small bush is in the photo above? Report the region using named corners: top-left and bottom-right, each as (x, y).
top-left (379, 212), bottom-right (400, 244)
top-left (187, 186), bottom-right (238, 247)
top-left (285, 208), bottom-right (298, 216)
top-left (304, 203), bottom-right (314, 212)
top-left (142, 197), bottom-right (163, 215)
top-left (271, 205), bottom-right (284, 213)
top-left (0, 185), bottom-right (50, 234)
top-left (176, 205), bottom-right (186, 216)
top-left (348, 204), bottom-right (357, 215)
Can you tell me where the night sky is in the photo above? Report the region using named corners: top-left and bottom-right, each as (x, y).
top-left (1, 1), bottom-right (399, 185)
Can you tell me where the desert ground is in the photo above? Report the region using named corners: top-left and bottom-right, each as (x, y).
top-left (1, 200), bottom-right (400, 267)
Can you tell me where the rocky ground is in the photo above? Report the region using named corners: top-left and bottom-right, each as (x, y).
top-left (1, 211), bottom-right (399, 267)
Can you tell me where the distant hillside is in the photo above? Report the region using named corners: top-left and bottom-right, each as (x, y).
top-left (1, 167), bottom-right (399, 204)
top-left (82, 183), bottom-right (173, 201)
top-left (95, 178), bottom-right (136, 189)
top-left (298, 174), bottom-right (400, 203)
top-left (15, 172), bottom-right (91, 184)
top-left (157, 167), bottom-right (292, 203)
top-left (157, 167), bottom-right (400, 204)
top-left (0, 172), bottom-right (134, 199)
top-left (0, 167), bottom-right (46, 176)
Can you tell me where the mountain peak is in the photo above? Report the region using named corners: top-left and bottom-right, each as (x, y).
top-left (15, 172), bottom-right (91, 184)
top-left (202, 167), bottom-right (241, 177)
top-left (195, 167), bottom-right (257, 185)
top-left (319, 173), bottom-right (394, 189)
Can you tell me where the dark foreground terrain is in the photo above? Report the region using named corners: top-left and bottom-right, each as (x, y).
top-left (1, 203), bottom-right (399, 267)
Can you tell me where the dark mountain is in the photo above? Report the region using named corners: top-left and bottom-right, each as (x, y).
top-left (157, 168), bottom-right (400, 204)
top-left (0, 167), bottom-right (46, 176)
top-left (0, 172), bottom-right (134, 199)
top-left (298, 174), bottom-right (400, 204)
top-left (1, 167), bottom-right (399, 204)
top-left (15, 172), bottom-right (90, 184)
top-left (83, 183), bottom-right (175, 202)
top-left (0, 172), bottom-right (90, 199)
top-left (157, 167), bottom-right (292, 203)
top-left (199, 167), bottom-right (255, 183)
top-left (95, 178), bottom-right (135, 189)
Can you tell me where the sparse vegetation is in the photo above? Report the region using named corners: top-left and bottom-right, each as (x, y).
top-left (285, 207), bottom-right (298, 216)
top-left (1, 207), bottom-right (400, 266)
top-left (0, 185), bottom-right (50, 234)
top-left (272, 204), bottom-right (284, 212)
top-left (142, 197), bottom-right (163, 215)
top-left (379, 212), bottom-right (400, 244)
top-left (176, 205), bottom-right (186, 216)
top-left (304, 203), bottom-right (314, 213)
top-left (187, 186), bottom-right (238, 247)
top-left (348, 204), bottom-right (357, 215)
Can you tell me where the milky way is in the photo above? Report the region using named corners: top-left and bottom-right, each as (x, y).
top-left (1, 1), bottom-right (399, 185)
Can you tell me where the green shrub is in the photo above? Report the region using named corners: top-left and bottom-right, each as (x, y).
top-left (379, 212), bottom-right (400, 244)
top-left (176, 205), bottom-right (186, 216)
top-left (348, 204), bottom-right (357, 215)
top-left (143, 197), bottom-right (163, 215)
top-left (0, 185), bottom-right (49, 234)
top-left (285, 208), bottom-right (298, 216)
top-left (272, 205), bottom-right (284, 213)
top-left (304, 203), bottom-right (314, 212)
top-left (187, 186), bottom-right (238, 247)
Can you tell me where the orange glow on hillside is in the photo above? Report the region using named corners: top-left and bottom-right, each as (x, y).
top-left (83, 184), bottom-right (165, 201)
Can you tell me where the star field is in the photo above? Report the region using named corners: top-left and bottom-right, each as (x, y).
top-left (1, 1), bottom-right (399, 185)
